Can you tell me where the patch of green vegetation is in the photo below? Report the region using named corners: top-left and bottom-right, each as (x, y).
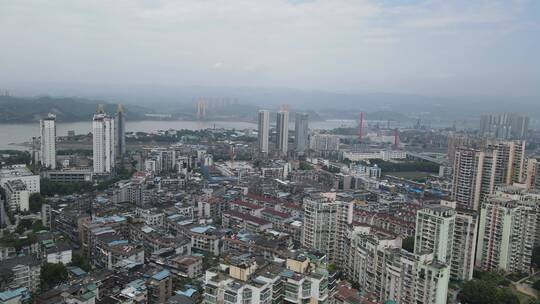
top-left (402, 236), bottom-right (415, 253)
top-left (371, 159), bottom-right (439, 173)
top-left (299, 161), bottom-right (314, 170)
top-left (386, 171), bottom-right (431, 180)
top-left (40, 263), bottom-right (68, 290)
top-left (0, 232), bottom-right (37, 251)
top-left (0, 150), bottom-right (31, 167)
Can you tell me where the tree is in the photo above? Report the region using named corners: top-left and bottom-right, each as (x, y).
top-left (31, 220), bottom-right (46, 232)
top-left (533, 246), bottom-right (540, 267)
top-left (402, 236), bottom-right (415, 253)
top-left (40, 263), bottom-right (68, 290)
top-left (299, 162), bottom-right (314, 170)
top-left (29, 193), bottom-right (43, 213)
top-left (15, 219), bottom-right (34, 233)
top-left (458, 279), bottom-right (519, 304)
top-left (69, 254), bottom-right (91, 272)
top-left (533, 280), bottom-right (540, 291)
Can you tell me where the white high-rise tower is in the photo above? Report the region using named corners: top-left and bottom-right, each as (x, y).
top-left (93, 105), bottom-right (115, 174)
top-left (276, 110), bottom-right (289, 155)
top-left (258, 110), bottom-right (269, 153)
top-left (40, 113), bottom-right (56, 169)
top-left (295, 113), bottom-right (309, 154)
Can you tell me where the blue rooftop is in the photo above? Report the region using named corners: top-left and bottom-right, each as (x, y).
top-left (151, 270), bottom-right (170, 281)
top-left (68, 266), bottom-right (87, 277)
top-left (93, 215), bottom-right (126, 224)
top-left (0, 288), bottom-right (28, 301)
top-left (190, 226), bottom-right (215, 234)
top-left (280, 270), bottom-right (295, 278)
top-left (167, 214), bottom-right (182, 220)
top-left (127, 279), bottom-right (146, 288)
top-left (176, 288), bottom-right (197, 297)
top-left (109, 240), bottom-right (129, 246)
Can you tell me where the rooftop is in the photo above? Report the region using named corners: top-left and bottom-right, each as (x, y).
top-left (0, 164), bottom-right (35, 178)
top-left (151, 269), bottom-right (171, 281)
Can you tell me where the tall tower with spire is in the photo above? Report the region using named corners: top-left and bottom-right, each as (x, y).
top-left (115, 104), bottom-right (126, 157)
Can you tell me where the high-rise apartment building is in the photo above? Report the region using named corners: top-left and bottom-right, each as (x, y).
top-left (416, 203), bottom-right (478, 281)
top-left (294, 113), bottom-right (308, 155)
top-left (451, 140), bottom-right (527, 210)
top-left (485, 139), bottom-right (526, 184)
top-left (344, 226), bottom-right (449, 304)
top-left (480, 113), bottom-right (529, 139)
top-left (525, 157), bottom-right (540, 191)
top-left (93, 105), bottom-right (115, 174)
top-left (40, 113), bottom-right (56, 169)
top-left (451, 148), bottom-right (496, 210)
top-left (415, 205), bottom-right (455, 264)
top-left (309, 134), bottom-right (340, 152)
top-left (446, 134), bottom-right (482, 163)
top-left (276, 110), bottom-right (289, 155)
top-left (476, 194), bottom-right (539, 273)
top-left (301, 193), bottom-right (353, 265)
top-left (115, 104), bottom-right (126, 157)
top-left (257, 110), bottom-right (269, 153)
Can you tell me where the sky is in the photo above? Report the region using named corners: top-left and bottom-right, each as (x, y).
top-left (0, 0), bottom-right (539, 98)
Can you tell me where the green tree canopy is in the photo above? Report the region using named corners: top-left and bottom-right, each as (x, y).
top-left (69, 253), bottom-right (91, 272)
top-left (458, 279), bottom-right (519, 304)
top-left (29, 193), bottom-right (43, 213)
top-left (533, 280), bottom-right (540, 291)
top-left (533, 246), bottom-right (540, 267)
top-left (402, 236), bottom-right (415, 253)
top-left (41, 263), bottom-right (68, 290)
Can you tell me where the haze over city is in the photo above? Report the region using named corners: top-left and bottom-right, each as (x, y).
top-left (1, 0), bottom-right (540, 100)
top-left (1, 2), bottom-right (540, 304)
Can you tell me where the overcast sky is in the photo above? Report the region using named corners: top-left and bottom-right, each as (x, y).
top-left (1, 0), bottom-right (539, 97)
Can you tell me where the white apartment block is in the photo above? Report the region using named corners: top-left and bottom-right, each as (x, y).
top-left (451, 148), bottom-right (497, 210)
top-left (417, 203), bottom-right (478, 281)
top-left (46, 244), bottom-right (73, 264)
top-left (294, 113), bottom-right (309, 154)
top-left (476, 195), bottom-right (538, 273)
top-left (276, 110), bottom-right (289, 155)
top-left (525, 157), bottom-right (540, 191)
top-left (40, 113), bottom-right (57, 169)
top-left (342, 150), bottom-right (406, 162)
top-left (93, 108), bottom-right (115, 174)
top-left (415, 205), bottom-right (455, 264)
top-left (309, 134), bottom-right (340, 152)
top-left (301, 193), bottom-right (353, 265)
top-left (204, 262), bottom-right (272, 304)
top-left (0, 164), bottom-right (40, 193)
top-left (344, 226), bottom-right (449, 304)
top-left (4, 179), bottom-right (30, 213)
top-left (0, 256), bottom-right (41, 292)
top-left (258, 110), bottom-right (270, 153)
top-left (485, 139), bottom-right (526, 184)
top-left (452, 140), bottom-right (527, 211)
top-left (203, 253), bottom-right (330, 304)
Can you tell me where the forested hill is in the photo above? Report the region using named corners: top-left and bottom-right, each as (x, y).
top-left (0, 95), bottom-right (150, 123)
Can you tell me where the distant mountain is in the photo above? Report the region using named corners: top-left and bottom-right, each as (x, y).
top-left (0, 95), bottom-right (151, 123)
top-left (5, 84), bottom-right (540, 126)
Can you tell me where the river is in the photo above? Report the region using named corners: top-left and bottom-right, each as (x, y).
top-left (0, 119), bottom-right (357, 150)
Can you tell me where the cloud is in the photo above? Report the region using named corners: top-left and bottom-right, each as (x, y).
top-left (0, 0), bottom-right (538, 96)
